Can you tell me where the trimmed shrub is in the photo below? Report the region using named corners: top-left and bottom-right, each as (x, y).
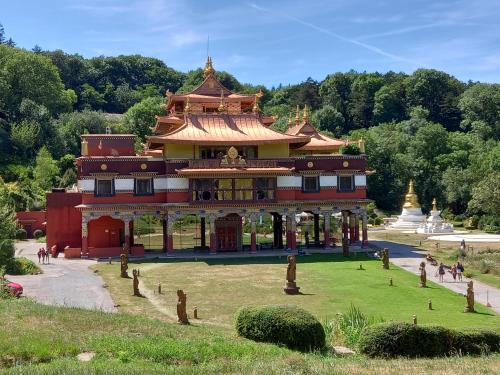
top-left (33, 229), bottom-right (45, 239)
top-left (235, 305), bottom-right (325, 351)
top-left (6, 257), bottom-right (41, 275)
top-left (359, 322), bottom-right (500, 358)
top-left (15, 228), bottom-right (27, 240)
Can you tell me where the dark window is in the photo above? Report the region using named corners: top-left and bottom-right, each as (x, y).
top-left (256, 177), bottom-right (275, 200)
top-left (192, 179), bottom-right (213, 201)
top-left (135, 178), bottom-right (153, 196)
top-left (338, 175), bottom-right (355, 192)
top-left (95, 179), bottom-right (114, 197)
top-left (303, 176), bottom-right (320, 193)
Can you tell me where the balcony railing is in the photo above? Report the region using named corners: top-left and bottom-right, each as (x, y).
top-left (188, 159), bottom-right (278, 169)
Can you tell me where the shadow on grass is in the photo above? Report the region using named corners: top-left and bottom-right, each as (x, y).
top-left (129, 253), bottom-right (377, 266)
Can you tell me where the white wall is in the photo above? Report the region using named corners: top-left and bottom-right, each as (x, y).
top-left (277, 176), bottom-right (302, 188)
top-left (114, 178), bottom-right (134, 191)
top-left (78, 179), bottom-right (94, 192)
top-left (154, 177), bottom-right (189, 191)
top-left (355, 175), bottom-right (367, 187)
top-left (319, 175), bottom-right (337, 187)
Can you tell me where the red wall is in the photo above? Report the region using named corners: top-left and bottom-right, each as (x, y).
top-left (16, 211), bottom-right (46, 237)
top-left (88, 216), bottom-right (123, 248)
top-left (46, 192), bottom-right (82, 251)
top-left (276, 187), bottom-right (367, 201)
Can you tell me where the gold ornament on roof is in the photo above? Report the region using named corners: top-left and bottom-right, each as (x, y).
top-left (303, 105), bottom-right (310, 123)
top-left (204, 56), bottom-right (215, 78)
top-left (227, 146), bottom-right (238, 160)
top-left (432, 198), bottom-right (437, 211)
top-left (295, 105), bottom-right (301, 123)
top-left (358, 138), bottom-right (365, 153)
top-left (81, 138), bottom-right (88, 156)
top-left (184, 97), bottom-right (191, 114)
top-left (252, 95), bottom-right (261, 114)
top-left (403, 180), bottom-right (421, 209)
top-left (218, 90), bottom-right (227, 112)
top-left (288, 113), bottom-right (293, 126)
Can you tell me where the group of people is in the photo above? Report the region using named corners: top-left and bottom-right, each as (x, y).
top-left (437, 261), bottom-right (465, 282)
top-left (37, 248), bottom-right (50, 264)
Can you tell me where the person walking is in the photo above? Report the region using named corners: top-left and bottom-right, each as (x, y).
top-left (457, 262), bottom-right (464, 282)
top-left (37, 248), bottom-right (42, 264)
top-left (451, 264), bottom-right (457, 282)
top-left (41, 248), bottom-right (46, 264)
top-left (438, 262), bottom-right (445, 282)
top-left (45, 248), bottom-right (50, 264)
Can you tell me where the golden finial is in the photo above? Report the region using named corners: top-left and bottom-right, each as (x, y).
top-left (295, 105), bottom-right (300, 123)
top-left (218, 90), bottom-right (226, 112)
top-left (81, 138), bottom-right (88, 156)
top-left (252, 94), bottom-right (261, 114)
top-left (403, 179), bottom-right (421, 209)
top-left (204, 56), bottom-right (215, 78)
top-left (432, 198), bottom-right (437, 211)
top-left (184, 97), bottom-right (191, 114)
top-left (303, 105), bottom-right (310, 123)
top-left (288, 113), bottom-right (293, 126)
top-left (358, 138), bottom-right (365, 153)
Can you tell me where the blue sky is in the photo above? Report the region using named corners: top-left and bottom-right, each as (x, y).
top-left (2, 0), bottom-right (499, 86)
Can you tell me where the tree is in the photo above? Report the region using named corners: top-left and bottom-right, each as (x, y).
top-left (59, 168), bottom-right (77, 188)
top-left (311, 105), bottom-right (345, 137)
top-left (467, 172), bottom-right (500, 216)
top-left (122, 96), bottom-right (166, 139)
top-left (458, 83), bottom-right (500, 140)
top-left (177, 68), bottom-right (240, 93)
top-left (319, 71), bottom-right (357, 130)
top-left (0, 23), bottom-right (5, 44)
top-left (404, 69), bottom-right (464, 131)
top-left (0, 46), bottom-right (75, 115)
top-left (80, 83), bottom-right (106, 110)
top-left (33, 147), bottom-right (60, 191)
top-left (10, 120), bottom-right (40, 157)
top-left (348, 73), bottom-right (385, 128)
top-left (32, 45), bottom-right (42, 54)
top-left (373, 81), bottom-right (407, 124)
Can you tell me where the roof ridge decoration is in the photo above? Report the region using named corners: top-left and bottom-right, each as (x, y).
top-left (204, 56), bottom-right (215, 78)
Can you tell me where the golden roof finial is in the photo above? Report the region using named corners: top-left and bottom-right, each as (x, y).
top-left (295, 105), bottom-right (301, 123)
top-left (403, 179), bottom-right (421, 209)
top-left (204, 56), bottom-right (215, 78)
top-left (184, 97), bottom-right (191, 114)
top-left (218, 89), bottom-right (226, 112)
top-left (303, 105), bottom-right (310, 123)
top-left (432, 198), bottom-right (437, 211)
top-left (287, 112), bottom-right (293, 126)
top-left (252, 94), bottom-right (261, 114)
top-left (358, 138), bottom-right (365, 153)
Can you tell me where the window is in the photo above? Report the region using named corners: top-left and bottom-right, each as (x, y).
top-left (256, 177), bottom-right (275, 200)
top-left (214, 179), bottom-right (233, 201)
top-left (235, 178), bottom-right (253, 200)
top-left (135, 178), bottom-right (153, 196)
top-left (302, 176), bottom-right (319, 193)
top-left (95, 179), bottom-right (114, 197)
top-left (338, 175), bottom-right (355, 192)
top-left (192, 179), bottom-right (212, 201)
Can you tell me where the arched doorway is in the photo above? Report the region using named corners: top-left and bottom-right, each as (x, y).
top-left (215, 213), bottom-right (242, 252)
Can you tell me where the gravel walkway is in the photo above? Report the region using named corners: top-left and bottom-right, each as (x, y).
top-left (9, 240), bottom-right (117, 313)
top-left (372, 240), bottom-right (500, 314)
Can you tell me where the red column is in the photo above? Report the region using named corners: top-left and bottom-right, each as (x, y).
top-left (81, 219), bottom-right (88, 257)
top-left (209, 216), bottom-right (217, 254)
top-left (342, 211), bottom-right (349, 243)
top-left (323, 213), bottom-right (331, 248)
top-left (362, 213), bottom-right (368, 247)
top-left (289, 215), bottom-right (297, 250)
top-left (349, 213), bottom-right (355, 244)
top-left (123, 218), bottom-right (131, 253)
top-left (354, 215), bottom-right (360, 242)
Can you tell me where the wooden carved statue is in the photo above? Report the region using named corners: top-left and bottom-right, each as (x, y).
top-left (177, 289), bottom-right (189, 324)
top-left (381, 248), bottom-right (390, 269)
top-left (120, 253), bottom-right (129, 278)
top-left (464, 281), bottom-right (475, 313)
top-left (132, 269), bottom-right (142, 297)
top-left (284, 255), bottom-right (300, 294)
top-left (419, 261), bottom-right (427, 288)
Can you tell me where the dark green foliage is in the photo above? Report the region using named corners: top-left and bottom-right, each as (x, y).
top-left (358, 322), bottom-right (500, 358)
top-left (6, 256), bottom-right (41, 275)
top-left (15, 229), bottom-right (27, 240)
top-left (235, 305), bottom-right (325, 351)
top-left (340, 144), bottom-right (360, 155)
top-left (33, 229), bottom-right (44, 239)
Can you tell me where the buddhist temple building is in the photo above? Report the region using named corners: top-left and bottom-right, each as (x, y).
top-left (46, 58), bottom-right (371, 258)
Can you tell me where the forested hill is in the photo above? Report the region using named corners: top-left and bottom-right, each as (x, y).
top-left (0, 29), bottom-right (498, 233)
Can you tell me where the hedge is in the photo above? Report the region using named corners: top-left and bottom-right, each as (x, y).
top-left (359, 322), bottom-right (500, 358)
top-left (33, 229), bottom-right (45, 239)
top-left (235, 305), bottom-right (325, 351)
top-left (15, 229), bottom-right (27, 240)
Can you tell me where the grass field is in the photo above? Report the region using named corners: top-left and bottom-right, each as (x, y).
top-left (95, 254), bottom-right (498, 330)
top-left (1, 299), bottom-right (499, 374)
top-left (370, 230), bottom-right (500, 288)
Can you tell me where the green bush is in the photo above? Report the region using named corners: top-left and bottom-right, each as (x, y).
top-left (373, 217), bottom-right (382, 225)
top-left (235, 305), bottom-right (325, 351)
top-left (340, 144), bottom-right (360, 155)
top-left (359, 322), bottom-right (500, 358)
top-left (15, 228), bottom-right (27, 240)
top-left (33, 229), bottom-right (45, 239)
top-left (6, 257), bottom-right (41, 275)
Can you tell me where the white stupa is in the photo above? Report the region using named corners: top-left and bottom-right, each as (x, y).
top-left (417, 198), bottom-right (454, 234)
top-left (389, 180), bottom-right (426, 230)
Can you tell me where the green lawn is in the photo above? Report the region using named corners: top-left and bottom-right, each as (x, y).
top-left (1, 299), bottom-right (499, 375)
top-left (96, 254), bottom-right (498, 331)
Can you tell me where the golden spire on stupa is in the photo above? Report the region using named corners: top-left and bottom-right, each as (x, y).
top-left (295, 105), bottom-right (301, 123)
top-left (432, 198), bottom-right (437, 211)
top-left (403, 179), bottom-right (421, 209)
top-left (287, 112), bottom-right (293, 126)
top-left (252, 94), bottom-right (261, 114)
top-left (203, 56), bottom-right (215, 78)
top-left (302, 105), bottom-right (310, 123)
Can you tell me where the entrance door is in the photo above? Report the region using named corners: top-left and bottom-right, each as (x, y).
top-left (217, 227), bottom-right (237, 251)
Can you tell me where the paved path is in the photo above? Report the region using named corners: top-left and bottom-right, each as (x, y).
top-left (10, 241), bottom-right (117, 313)
top-left (372, 240), bottom-right (500, 314)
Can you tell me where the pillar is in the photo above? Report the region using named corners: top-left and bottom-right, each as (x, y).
top-left (81, 217), bottom-right (88, 257)
top-left (273, 213), bottom-right (283, 249)
top-left (341, 211), bottom-right (350, 256)
top-left (286, 214), bottom-right (297, 250)
top-left (362, 212), bottom-right (368, 247)
top-left (323, 213), bottom-right (331, 248)
top-left (200, 217), bottom-right (206, 249)
top-left (354, 214), bottom-right (360, 242)
top-left (123, 216), bottom-right (131, 252)
top-left (209, 214), bottom-right (217, 254)
top-left (349, 213), bottom-right (356, 244)
top-left (250, 214), bottom-right (257, 253)
top-left (130, 221), bottom-right (134, 246)
top-left (313, 213), bottom-right (320, 246)
top-left (163, 215), bottom-right (174, 255)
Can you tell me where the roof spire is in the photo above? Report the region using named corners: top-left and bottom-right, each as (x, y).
top-left (204, 56), bottom-right (215, 78)
top-left (288, 112), bottom-right (293, 126)
top-left (184, 97), bottom-right (191, 114)
top-left (218, 89), bottom-right (226, 112)
top-left (295, 105), bottom-right (301, 123)
top-left (303, 105), bottom-right (310, 123)
top-left (252, 94), bottom-right (261, 114)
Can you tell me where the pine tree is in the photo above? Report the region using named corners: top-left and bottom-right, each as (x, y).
top-left (0, 23), bottom-right (5, 44)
